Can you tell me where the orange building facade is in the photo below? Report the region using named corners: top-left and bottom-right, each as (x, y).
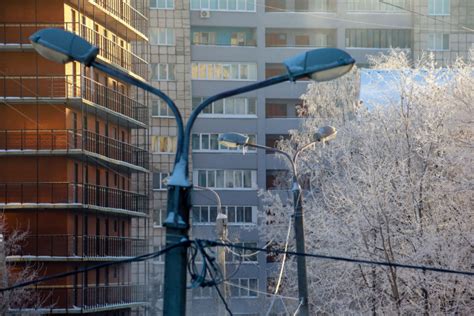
top-left (0, 0), bottom-right (150, 314)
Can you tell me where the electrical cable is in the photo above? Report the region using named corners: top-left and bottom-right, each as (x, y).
top-left (0, 239), bottom-right (190, 293)
top-left (207, 240), bottom-right (474, 277)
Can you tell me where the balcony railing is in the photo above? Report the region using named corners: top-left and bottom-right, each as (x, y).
top-left (0, 182), bottom-right (148, 214)
top-left (0, 129), bottom-right (149, 169)
top-left (89, 0), bottom-right (148, 35)
top-left (11, 285), bottom-right (147, 311)
top-left (0, 22), bottom-right (147, 79)
top-left (0, 23), bottom-right (62, 47)
top-left (12, 234), bottom-right (147, 257)
top-left (69, 22), bottom-right (147, 79)
top-left (0, 75), bottom-right (148, 124)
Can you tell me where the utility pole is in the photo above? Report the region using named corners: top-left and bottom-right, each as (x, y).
top-left (292, 182), bottom-right (309, 316)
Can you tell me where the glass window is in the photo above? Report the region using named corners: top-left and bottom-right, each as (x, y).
top-left (151, 0), bottom-right (174, 9)
top-left (225, 170), bottom-right (234, 188)
top-left (429, 0), bottom-right (450, 15)
top-left (244, 170), bottom-right (252, 187)
top-left (210, 134), bottom-right (219, 149)
top-left (216, 170), bottom-right (225, 187)
top-left (198, 170), bottom-right (207, 186)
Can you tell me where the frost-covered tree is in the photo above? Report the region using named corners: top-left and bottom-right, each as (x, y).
top-left (262, 51), bottom-right (473, 315)
top-left (0, 215), bottom-right (42, 314)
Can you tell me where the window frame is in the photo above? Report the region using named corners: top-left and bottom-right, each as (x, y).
top-left (193, 169), bottom-right (257, 190)
top-left (427, 33), bottom-right (450, 51)
top-left (191, 0), bottom-right (256, 12)
top-left (428, 0), bottom-right (450, 16)
top-left (151, 135), bottom-right (177, 153)
top-left (151, 99), bottom-right (174, 118)
top-left (192, 205), bottom-right (257, 225)
top-left (192, 133), bottom-right (257, 152)
top-left (151, 63), bottom-right (176, 81)
top-left (192, 62), bottom-right (258, 81)
top-left (152, 172), bottom-right (171, 190)
top-left (150, 0), bottom-right (175, 9)
top-left (149, 28), bottom-right (175, 46)
top-left (192, 97), bottom-right (257, 117)
top-left (229, 278), bottom-right (259, 298)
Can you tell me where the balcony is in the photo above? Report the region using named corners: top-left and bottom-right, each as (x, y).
top-left (86, 0), bottom-right (148, 36)
top-left (265, 0), bottom-right (336, 12)
top-left (191, 26), bottom-right (257, 47)
top-left (0, 182), bottom-right (148, 215)
top-left (0, 129), bottom-right (149, 170)
top-left (0, 75), bottom-right (148, 126)
top-left (10, 285), bottom-right (147, 312)
top-left (265, 28), bottom-right (337, 48)
top-left (11, 234), bottom-right (147, 258)
top-left (71, 22), bottom-right (147, 79)
top-left (0, 23), bottom-right (62, 49)
top-left (0, 22), bottom-right (147, 80)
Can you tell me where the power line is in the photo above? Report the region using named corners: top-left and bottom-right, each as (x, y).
top-left (207, 240), bottom-right (474, 277)
top-left (0, 239), bottom-right (190, 293)
top-left (379, 0), bottom-right (474, 32)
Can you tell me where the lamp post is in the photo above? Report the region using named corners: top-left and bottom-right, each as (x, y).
top-left (29, 28), bottom-right (354, 316)
top-left (193, 185), bottom-right (227, 315)
top-left (218, 126), bottom-right (337, 316)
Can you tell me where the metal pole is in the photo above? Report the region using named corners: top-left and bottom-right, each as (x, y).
top-left (292, 182), bottom-right (309, 316)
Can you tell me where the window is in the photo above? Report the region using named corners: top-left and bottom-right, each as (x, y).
top-left (347, 0), bottom-right (408, 12)
top-left (229, 278), bottom-right (258, 297)
top-left (151, 0), bottom-right (174, 9)
top-left (151, 136), bottom-right (177, 153)
top-left (345, 29), bottom-right (412, 49)
top-left (192, 133), bottom-right (256, 152)
top-left (150, 28), bottom-right (175, 45)
top-left (231, 32), bottom-right (247, 46)
top-left (192, 31), bottom-right (217, 45)
top-left (191, 0), bottom-right (256, 11)
top-left (226, 242), bottom-right (258, 262)
top-left (151, 99), bottom-right (173, 117)
top-left (193, 286), bottom-right (212, 298)
top-left (153, 209), bottom-right (167, 227)
top-left (427, 33), bottom-right (449, 51)
top-left (151, 64), bottom-right (176, 81)
top-left (193, 169), bottom-right (256, 189)
top-left (192, 97), bottom-right (257, 116)
top-left (191, 62), bottom-right (257, 81)
top-left (428, 0), bottom-right (450, 15)
top-left (153, 172), bottom-right (170, 190)
top-left (193, 205), bottom-right (255, 224)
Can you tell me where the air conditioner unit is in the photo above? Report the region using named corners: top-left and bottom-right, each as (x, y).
top-left (200, 10), bottom-right (211, 18)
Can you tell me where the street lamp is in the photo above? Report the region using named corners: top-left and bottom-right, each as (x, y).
top-left (30, 27), bottom-right (354, 316)
top-left (218, 126), bottom-right (337, 316)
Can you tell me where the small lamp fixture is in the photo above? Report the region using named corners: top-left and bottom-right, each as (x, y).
top-left (314, 126), bottom-right (337, 142)
top-left (30, 28), bottom-right (99, 65)
top-left (218, 133), bottom-right (249, 148)
top-left (283, 48), bottom-right (355, 82)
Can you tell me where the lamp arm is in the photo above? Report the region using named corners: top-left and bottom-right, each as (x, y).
top-left (292, 141), bottom-right (318, 179)
top-left (181, 74), bottom-right (290, 161)
top-left (244, 142), bottom-right (297, 185)
top-left (193, 185), bottom-right (223, 216)
top-left (91, 60), bottom-right (185, 162)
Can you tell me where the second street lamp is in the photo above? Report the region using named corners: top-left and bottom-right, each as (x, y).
top-left (30, 27), bottom-right (354, 316)
top-left (218, 126), bottom-right (337, 316)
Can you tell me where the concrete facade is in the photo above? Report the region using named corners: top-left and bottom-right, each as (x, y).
top-left (149, 0), bottom-right (472, 315)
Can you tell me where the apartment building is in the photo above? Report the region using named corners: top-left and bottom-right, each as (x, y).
top-left (0, 0), bottom-right (150, 314)
top-left (148, 0), bottom-right (472, 315)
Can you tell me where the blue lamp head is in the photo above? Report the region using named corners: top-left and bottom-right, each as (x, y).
top-left (283, 48), bottom-right (355, 82)
top-left (30, 28), bottom-right (99, 66)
